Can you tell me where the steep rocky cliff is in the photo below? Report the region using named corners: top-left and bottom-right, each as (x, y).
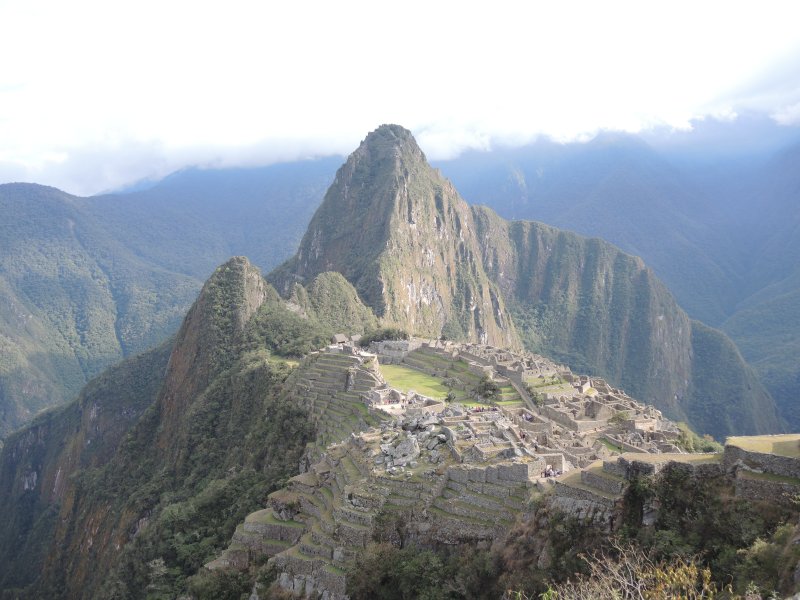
top-left (472, 208), bottom-right (782, 439)
top-left (0, 341), bottom-right (172, 596)
top-left (269, 125), bottom-right (520, 349)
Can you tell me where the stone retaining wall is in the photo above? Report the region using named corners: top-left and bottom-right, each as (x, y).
top-left (581, 470), bottom-right (627, 495)
top-left (735, 474), bottom-right (800, 507)
top-left (552, 480), bottom-right (617, 510)
top-left (724, 445), bottom-right (800, 479)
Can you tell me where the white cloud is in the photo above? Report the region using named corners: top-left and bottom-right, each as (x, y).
top-left (1, 0), bottom-right (799, 194)
top-left (773, 102), bottom-right (800, 125)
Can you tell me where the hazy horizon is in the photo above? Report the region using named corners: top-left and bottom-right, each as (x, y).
top-left (2, 0), bottom-right (799, 195)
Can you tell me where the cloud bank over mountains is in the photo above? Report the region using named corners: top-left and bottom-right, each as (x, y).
top-left (1, 0), bottom-right (799, 195)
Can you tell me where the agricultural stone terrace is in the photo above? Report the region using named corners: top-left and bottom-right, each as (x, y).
top-left (206, 339), bottom-right (800, 599)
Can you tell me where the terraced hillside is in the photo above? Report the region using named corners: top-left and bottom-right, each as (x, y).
top-left (211, 426), bottom-right (540, 598)
top-left (282, 350), bottom-right (388, 452)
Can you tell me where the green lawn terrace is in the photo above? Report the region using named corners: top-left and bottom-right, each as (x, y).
top-left (373, 342), bottom-right (528, 409)
top-left (281, 346), bottom-right (389, 452)
top-left (726, 433), bottom-right (800, 458)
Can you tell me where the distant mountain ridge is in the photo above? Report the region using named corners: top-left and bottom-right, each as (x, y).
top-left (0, 160), bottom-right (335, 437)
top-left (270, 124), bottom-right (781, 439)
top-left (1, 121), bottom-right (796, 439)
top-left (435, 127), bottom-right (800, 429)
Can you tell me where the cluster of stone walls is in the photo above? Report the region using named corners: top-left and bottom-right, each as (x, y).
top-left (581, 469), bottom-right (626, 495)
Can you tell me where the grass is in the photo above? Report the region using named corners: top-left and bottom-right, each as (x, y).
top-left (246, 509), bottom-right (305, 528)
top-left (599, 438), bottom-right (623, 453)
top-left (726, 434), bottom-right (800, 458)
top-left (268, 355), bottom-right (299, 368)
top-left (496, 399), bottom-right (524, 407)
top-left (380, 364), bottom-right (454, 400)
top-left (526, 376), bottom-right (564, 388)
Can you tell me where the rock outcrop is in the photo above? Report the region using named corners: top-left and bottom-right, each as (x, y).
top-left (269, 124), bottom-right (520, 349)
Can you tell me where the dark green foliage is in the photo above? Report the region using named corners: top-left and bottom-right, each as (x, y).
top-left (0, 158), bottom-right (336, 437)
top-left (186, 568), bottom-right (252, 600)
top-left (0, 184), bottom-right (199, 437)
top-left (674, 422), bottom-right (724, 453)
top-left (244, 293), bottom-right (332, 357)
top-left (305, 272), bottom-right (378, 334)
top-left (0, 260), bottom-right (326, 599)
top-left (474, 375), bottom-right (500, 401)
top-left (244, 275), bottom-right (377, 358)
top-left (86, 350), bottom-right (314, 599)
top-left (0, 341), bottom-right (172, 595)
top-left (723, 287), bottom-right (800, 430)
top-left (251, 303), bottom-right (333, 357)
top-left (358, 327), bottom-right (410, 346)
top-left (347, 543), bottom-right (500, 600)
top-left (494, 509), bottom-right (607, 596)
top-left (688, 321), bottom-right (782, 439)
top-left (631, 463), bottom-right (793, 592)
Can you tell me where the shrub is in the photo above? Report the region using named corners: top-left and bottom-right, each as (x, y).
top-left (358, 327), bottom-right (410, 346)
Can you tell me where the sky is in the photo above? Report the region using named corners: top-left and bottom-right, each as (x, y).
top-left (1, 0), bottom-right (799, 195)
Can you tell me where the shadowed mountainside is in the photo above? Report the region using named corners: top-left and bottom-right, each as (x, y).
top-left (0, 257), bottom-right (374, 598)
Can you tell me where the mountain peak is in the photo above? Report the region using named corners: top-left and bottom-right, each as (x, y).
top-left (269, 126), bottom-right (520, 348)
top-left (363, 123), bottom-right (419, 150)
top-left (349, 124), bottom-right (427, 174)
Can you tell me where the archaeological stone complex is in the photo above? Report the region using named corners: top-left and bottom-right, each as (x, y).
top-left (206, 338), bottom-right (800, 600)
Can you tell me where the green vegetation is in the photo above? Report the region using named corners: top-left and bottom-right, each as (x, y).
top-left (244, 273), bottom-right (378, 358)
top-left (474, 375), bottom-right (501, 401)
top-left (380, 364), bottom-right (450, 399)
top-left (609, 410), bottom-right (630, 425)
top-left (627, 462), bottom-right (795, 593)
top-left (0, 258), bottom-right (365, 598)
top-left (358, 327), bottom-right (410, 346)
top-left (304, 272), bottom-right (378, 334)
top-left (688, 321), bottom-right (780, 440)
top-left (673, 422), bottom-right (724, 453)
top-left (0, 184), bottom-right (200, 437)
top-left (347, 543), bottom-right (500, 600)
top-left (0, 158), bottom-right (338, 437)
top-left (599, 438), bottom-right (623, 453)
top-left (723, 288), bottom-right (800, 430)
